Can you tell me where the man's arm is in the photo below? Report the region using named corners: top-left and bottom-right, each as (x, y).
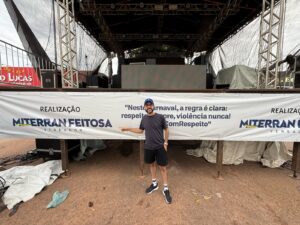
top-left (164, 128), bottom-right (169, 146)
top-left (121, 128), bottom-right (144, 134)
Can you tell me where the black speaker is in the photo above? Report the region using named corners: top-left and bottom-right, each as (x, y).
top-left (36, 139), bottom-right (61, 150)
top-left (86, 75), bottom-right (98, 87)
top-left (41, 69), bottom-right (57, 88)
top-left (112, 74), bottom-right (121, 88)
top-left (194, 54), bottom-right (207, 65)
top-left (294, 73), bottom-right (300, 88)
top-left (206, 73), bottom-right (214, 89)
top-left (86, 75), bottom-right (108, 88)
top-left (216, 84), bottom-right (230, 89)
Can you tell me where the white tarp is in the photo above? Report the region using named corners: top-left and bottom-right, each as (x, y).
top-left (210, 0), bottom-right (300, 75)
top-left (1, 91), bottom-right (300, 141)
top-left (216, 65), bottom-right (258, 89)
top-left (0, 160), bottom-right (63, 209)
top-left (187, 65), bottom-right (292, 167)
top-left (72, 139), bottom-right (107, 161)
top-left (186, 141), bottom-right (292, 168)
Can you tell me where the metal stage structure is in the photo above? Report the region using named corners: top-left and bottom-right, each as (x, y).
top-left (57, 0), bottom-right (79, 88)
top-left (257, 0), bottom-right (285, 89)
top-left (4, 0), bottom-right (300, 177)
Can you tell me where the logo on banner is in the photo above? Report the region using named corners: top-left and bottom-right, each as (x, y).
top-left (12, 118), bottom-right (112, 133)
top-left (239, 119), bottom-right (298, 128)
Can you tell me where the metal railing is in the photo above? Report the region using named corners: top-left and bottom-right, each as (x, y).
top-left (0, 39), bottom-right (56, 87)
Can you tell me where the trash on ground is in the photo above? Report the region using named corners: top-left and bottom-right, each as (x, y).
top-left (192, 191), bottom-right (198, 196)
top-left (47, 190), bottom-right (69, 208)
top-left (0, 160), bottom-right (64, 209)
top-left (203, 195), bottom-right (212, 200)
top-left (216, 193), bottom-right (222, 198)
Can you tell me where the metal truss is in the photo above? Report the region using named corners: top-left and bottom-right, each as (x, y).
top-left (257, 0), bottom-right (285, 89)
top-left (98, 33), bottom-right (202, 41)
top-left (79, 2), bottom-right (234, 16)
top-left (187, 0), bottom-right (241, 54)
top-left (57, 0), bottom-right (79, 88)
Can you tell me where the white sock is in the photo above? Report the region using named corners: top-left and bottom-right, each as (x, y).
top-left (163, 184), bottom-right (168, 191)
top-left (152, 179), bottom-right (158, 186)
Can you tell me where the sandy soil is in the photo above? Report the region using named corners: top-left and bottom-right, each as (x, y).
top-left (0, 139), bottom-right (35, 158)
top-left (0, 140), bottom-right (299, 225)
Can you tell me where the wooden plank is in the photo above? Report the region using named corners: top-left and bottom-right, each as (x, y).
top-left (139, 140), bottom-right (144, 177)
top-left (60, 139), bottom-right (69, 172)
top-left (292, 142), bottom-right (300, 177)
top-left (216, 141), bottom-right (224, 180)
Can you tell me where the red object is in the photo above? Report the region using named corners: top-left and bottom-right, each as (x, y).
top-left (0, 67), bottom-right (41, 87)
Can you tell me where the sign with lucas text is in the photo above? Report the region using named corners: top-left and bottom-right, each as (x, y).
top-left (0, 67), bottom-right (41, 87)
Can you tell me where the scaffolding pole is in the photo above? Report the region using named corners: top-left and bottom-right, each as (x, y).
top-left (257, 0), bottom-right (285, 89)
top-left (57, 0), bottom-right (79, 88)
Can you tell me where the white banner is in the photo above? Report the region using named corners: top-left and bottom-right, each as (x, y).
top-left (1, 91), bottom-right (300, 141)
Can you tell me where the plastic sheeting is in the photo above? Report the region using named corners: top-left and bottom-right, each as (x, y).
top-left (187, 65), bottom-right (293, 168)
top-left (0, 160), bottom-right (63, 209)
top-left (216, 65), bottom-right (257, 89)
top-left (1, 0), bottom-right (107, 71)
top-left (72, 139), bottom-right (107, 161)
top-left (186, 141), bottom-right (292, 168)
top-left (209, 0), bottom-right (300, 75)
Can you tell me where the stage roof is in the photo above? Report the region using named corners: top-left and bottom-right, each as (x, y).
top-left (75, 0), bottom-right (278, 56)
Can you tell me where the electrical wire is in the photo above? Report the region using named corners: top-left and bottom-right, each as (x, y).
top-left (44, 4), bottom-right (53, 52)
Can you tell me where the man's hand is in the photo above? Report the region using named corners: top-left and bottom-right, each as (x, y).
top-left (120, 127), bottom-right (127, 132)
top-left (164, 142), bottom-right (168, 151)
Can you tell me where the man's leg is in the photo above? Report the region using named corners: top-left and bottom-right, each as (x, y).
top-left (150, 162), bottom-right (157, 180)
top-left (158, 148), bottom-right (172, 204)
top-left (159, 165), bottom-right (172, 204)
top-left (145, 150), bottom-right (158, 194)
top-left (157, 148), bottom-right (169, 188)
top-left (159, 166), bottom-right (168, 187)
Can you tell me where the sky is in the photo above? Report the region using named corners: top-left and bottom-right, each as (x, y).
top-left (0, 0), bottom-right (117, 74)
top-left (0, 0), bottom-right (23, 48)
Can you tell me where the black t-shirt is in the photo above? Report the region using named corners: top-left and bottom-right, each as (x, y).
top-left (139, 113), bottom-right (168, 150)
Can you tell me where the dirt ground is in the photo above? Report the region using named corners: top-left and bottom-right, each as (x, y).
top-left (0, 139), bottom-right (35, 158)
top-left (0, 140), bottom-right (300, 225)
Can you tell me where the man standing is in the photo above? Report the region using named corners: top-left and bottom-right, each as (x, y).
top-left (121, 98), bottom-right (172, 204)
